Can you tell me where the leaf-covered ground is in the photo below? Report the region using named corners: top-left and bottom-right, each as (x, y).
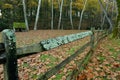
top-left (0, 30), bottom-right (120, 80)
top-left (0, 30), bottom-right (89, 80)
top-left (77, 36), bottom-right (120, 80)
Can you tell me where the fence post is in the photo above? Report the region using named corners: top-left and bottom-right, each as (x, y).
top-left (90, 28), bottom-right (95, 52)
top-left (2, 29), bottom-right (18, 80)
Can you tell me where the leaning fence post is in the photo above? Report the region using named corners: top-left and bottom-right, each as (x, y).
top-left (2, 29), bottom-right (18, 80)
top-left (90, 28), bottom-right (95, 52)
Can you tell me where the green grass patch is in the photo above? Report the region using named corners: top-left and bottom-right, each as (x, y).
top-left (111, 51), bottom-right (120, 59)
top-left (31, 74), bottom-right (38, 79)
top-left (47, 63), bottom-right (56, 68)
top-left (40, 54), bottom-right (51, 62)
top-left (22, 62), bottom-right (30, 68)
top-left (67, 46), bottom-right (80, 55)
top-left (109, 48), bottom-right (115, 52)
top-left (52, 73), bottom-right (64, 80)
top-left (97, 56), bottom-right (105, 63)
top-left (67, 48), bottom-right (75, 55)
top-left (40, 54), bottom-right (60, 67)
top-left (111, 67), bottom-right (120, 72)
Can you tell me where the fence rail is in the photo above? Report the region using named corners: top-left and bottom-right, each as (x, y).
top-left (0, 29), bottom-right (107, 80)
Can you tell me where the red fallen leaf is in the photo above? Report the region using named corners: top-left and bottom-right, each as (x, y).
top-left (99, 71), bottom-right (105, 76)
top-left (76, 74), bottom-right (87, 80)
top-left (86, 73), bottom-right (94, 79)
top-left (113, 63), bottom-right (120, 68)
top-left (23, 74), bottom-right (29, 79)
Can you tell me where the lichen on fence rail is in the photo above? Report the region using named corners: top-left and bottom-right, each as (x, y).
top-left (41, 31), bottom-right (92, 50)
top-left (0, 31), bottom-right (92, 63)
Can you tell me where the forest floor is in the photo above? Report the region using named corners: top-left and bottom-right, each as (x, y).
top-left (77, 36), bottom-right (120, 80)
top-left (0, 30), bottom-right (120, 80)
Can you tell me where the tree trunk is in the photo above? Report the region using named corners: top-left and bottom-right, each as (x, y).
top-left (100, 1), bottom-right (109, 30)
top-left (22, 0), bottom-right (29, 31)
top-left (51, 0), bottom-right (54, 30)
top-left (70, 0), bottom-right (74, 29)
top-left (98, 0), bottom-right (113, 32)
top-left (58, 0), bottom-right (64, 30)
top-left (113, 0), bottom-right (120, 38)
top-left (34, 0), bottom-right (41, 30)
top-left (78, 0), bottom-right (88, 30)
top-left (57, 0), bottom-right (60, 10)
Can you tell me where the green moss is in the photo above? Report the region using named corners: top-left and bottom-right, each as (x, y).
top-left (13, 22), bottom-right (26, 28)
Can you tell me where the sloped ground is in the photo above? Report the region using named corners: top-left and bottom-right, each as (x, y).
top-left (77, 36), bottom-right (120, 80)
top-left (0, 30), bottom-right (119, 80)
top-left (0, 30), bottom-right (89, 80)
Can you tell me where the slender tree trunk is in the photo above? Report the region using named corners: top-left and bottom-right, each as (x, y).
top-left (98, 0), bottom-right (113, 32)
top-left (22, 0), bottom-right (29, 31)
top-left (57, 0), bottom-right (60, 10)
top-left (58, 0), bottom-right (64, 29)
top-left (78, 0), bottom-right (88, 30)
top-left (51, 0), bottom-right (54, 30)
top-left (34, 0), bottom-right (41, 30)
top-left (100, 1), bottom-right (109, 30)
top-left (113, 0), bottom-right (120, 38)
top-left (114, 0), bottom-right (118, 21)
top-left (70, 0), bottom-right (74, 29)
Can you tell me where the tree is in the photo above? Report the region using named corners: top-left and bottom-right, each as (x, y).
top-left (22, 0), bottom-right (29, 31)
top-left (34, 0), bottom-right (41, 30)
top-left (100, 0), bottom-right (109, 30)
top-left (69, 0), bottom-right (74, 29)
top-left (78, 0), bottom-right (88, 30)
top-left (113, 0), bottom-right (120, 38)
top-left (27, 0), bottom-right (38, 23)
top-left (98, 0), bottom-right (113, 32)
top-left (58, 0), bottom-right (64, 29)
top-left (51, 0), bottom-right (54, 30)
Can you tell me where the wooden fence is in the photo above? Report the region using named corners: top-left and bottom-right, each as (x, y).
top-left (0, 29), bottom-right (107, 80)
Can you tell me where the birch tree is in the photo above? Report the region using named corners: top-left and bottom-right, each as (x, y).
top-left (57, 0), bottom-right (60, 9)
top-left (34, 0), bottom-right (41, 30)
top-left (113, 0), bottom-right (120, 38)
top-left (98, 0), bottom-right (113, 32)
top-left (70, 0), bottom-right (74, 29)
top-left (58, 0), bottom-right (64, 29)
top-left (78, 0), bottom-right (88, 30)
top-left (22, 0), bottom-right (29, 31)
top-left (51, 0), bottom-right (54, 30)
top-left (100, 1), bottom-right (109, 30)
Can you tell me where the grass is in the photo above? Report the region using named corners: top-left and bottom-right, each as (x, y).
top-left (22, 62), bottom-right (30, 68)
top-left (111, 51), bottom-right (120, 59)
top-left (67, 46), bottom-right (80, 55)
top-left (52, 73), bottom-right (64, 80)
top-left (97, 55), bottom-right (105, 63)
top-left (40, 54), bottom-right (60, 67)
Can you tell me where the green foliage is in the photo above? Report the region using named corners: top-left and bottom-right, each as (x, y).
top-left (113, 0), bottom-right (120, 38)
top-left (13, 22), bottom-right (26, 28)
top-left (98, 55), bottom-right (105, 63)
top-left (27, 0), bottom-right (38, 8)
top-left (52, 73), bottom-right (64, 80)
top-left (2, 3), bottom-right (13, 9)
top-left (22, 62), bottom-right (30, 68)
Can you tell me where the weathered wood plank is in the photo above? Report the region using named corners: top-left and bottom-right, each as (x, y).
top-left (2, 29), bottom-right (18, 80)
top-left (17, 43), bottom-right (44, 57)
top-left (41, 31), bottom-right (92, 50)
top-left (0, 31), bottom-right (92, 64)
top-left (0, 43), bottom-right (5, 52)
top-left (38, 42), bottom-right (91, 80)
